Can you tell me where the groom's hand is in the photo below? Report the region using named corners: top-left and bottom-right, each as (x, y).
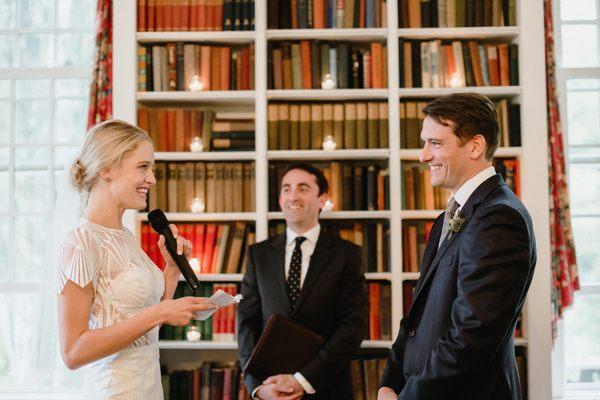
top-left (377, 386), bottom-right (398, 400)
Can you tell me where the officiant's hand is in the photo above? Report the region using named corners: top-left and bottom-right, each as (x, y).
top-left (157, 296), bottom-right (216, 326)
top-left (256, 382), bottom-right (303, 400)
top-left (377, 386), bottom-right (397, 400)
top-left (257, 375), bottom-right (304, 399)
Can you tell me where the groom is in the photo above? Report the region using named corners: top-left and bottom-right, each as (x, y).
top-left (378, 93), bottom-right (536, 400)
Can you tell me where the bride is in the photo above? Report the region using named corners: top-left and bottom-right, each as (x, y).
top-left (55, 119), bottom-right (214, 399)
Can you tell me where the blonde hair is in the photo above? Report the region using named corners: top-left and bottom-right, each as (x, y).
top-left (71, 119), bottom-right (152, 193)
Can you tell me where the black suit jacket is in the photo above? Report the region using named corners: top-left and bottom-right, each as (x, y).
top-left (238, 228), bottom-right (368, 399)
top-left (380, 174), bottom-right (536, 400)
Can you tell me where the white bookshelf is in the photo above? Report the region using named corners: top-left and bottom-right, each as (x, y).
top-left (113, 1), bottom-right (553, 397)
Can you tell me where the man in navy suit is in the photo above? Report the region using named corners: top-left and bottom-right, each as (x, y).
top-left (378, 93), bottom-right (536, 400)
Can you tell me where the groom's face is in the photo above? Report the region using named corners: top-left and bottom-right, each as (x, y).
top-left (419, 116), bottom-right (475, 193)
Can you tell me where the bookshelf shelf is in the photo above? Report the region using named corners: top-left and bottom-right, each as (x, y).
top-left (361, 340), bottom-right (394, 349)
top-left (267, 89), bottom-right (388, 101)
top-left (267, 28), bottom-right (388, 41)
top-left (399, 147), bottom-right (522, 160)
top-left (155, 151), bottom-right (257, 161)
top-left (178, 274), bottom-right (244, 282)
top-left (268, 149), bottom-right (389, 161)
top-left (365, 272), bottom-right (392, 281)
top-left (268, 211), bottom-right (392, 220)
top-left (397, 86), bottom-right (522, 98)
top-left (158, 340), bottom-right (394, 350)
top-left (515, 338), bottom-right (528, 347)
top-left (397, 26), bottom-right (520, 40)
top-left (399, 210), bottom-right (443, 219)
top-left (137, 90), bottom-right (256, 103)
top-left (136, 31), bottom-right (255, 43)
top-left (137, 212), bottom-right (257, 222)
top-left (401, 272), bottom-right (421, 281)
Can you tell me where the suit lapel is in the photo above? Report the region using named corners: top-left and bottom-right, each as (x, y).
top-left (292, 230), bottom-right (333, 315)
top-left (269, 234), bottom-right (292, 316)
top-left (410, 174), bottom-right (505, 309)
top-left (411, 215), bottom-right (444, 296)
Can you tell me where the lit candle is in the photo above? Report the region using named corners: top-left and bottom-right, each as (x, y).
top-left (189, 75), bottom-right (203, 92)
top-left (190, 258), bottom-right (200, 274)
top-left (186, 326), bottom-right (201, 342)
top-left (191, 197), bottom-right (206, 213)
top-left (322, 135), bottom-right (337, 151)
top-left (190, 136), bottom-right (204, 152)
top-left (449, 72), bottom-right (462, 88)
top-left (321, 73), bottom-right (336, 90)
top-left (322, 199), bottom-right (334, 213)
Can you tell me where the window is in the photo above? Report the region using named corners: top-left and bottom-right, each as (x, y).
top-left (555, 0), bottom-right (600, 397)
top-left (0, 0), bottom-right (95, 394)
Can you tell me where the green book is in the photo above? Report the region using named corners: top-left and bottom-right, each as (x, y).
top-left (299, 104), bottom-right (311, 149)
top-left (343, 102), bottom-right (357, 149)
top-left (356, 102), bottom-right (367, 149)
top-left (291, 43), bottom-right (302, 89)
top-left (333, 103), bottom-right (345, 148)
top-left (289, 104), bottom-right (300, 150)
top-left (310, 104), bottom-right (323, 150)
top-left (268, 104), bottom-right (279, 150)
top-left (378, 103), bottom-right (389, 148)
top-left (278, 104), bottom-right (290, 150)
top-left (367, 102), bottom-right (379, 148)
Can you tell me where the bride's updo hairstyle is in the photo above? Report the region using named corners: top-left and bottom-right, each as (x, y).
top-left (71, 119), bottom-right (152, 193)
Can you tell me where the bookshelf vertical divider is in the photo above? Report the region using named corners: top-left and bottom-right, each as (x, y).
top-left (112, 0), bottom-right (553, 397)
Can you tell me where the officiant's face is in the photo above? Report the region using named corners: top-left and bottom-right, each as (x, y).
top-left (279, 168), bottom-right (327, 229)
top-left (106, 140), bottom-right (156, 210)
top-left (419, 116), bottom-right (475, 193)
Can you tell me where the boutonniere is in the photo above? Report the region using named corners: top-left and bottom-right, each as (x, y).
top-left (447, 212), bottom-right (465, 238)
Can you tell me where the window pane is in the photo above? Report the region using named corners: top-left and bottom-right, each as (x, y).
top-left (14, 171), bottom-right (49, 212)
top-left (564, 294), bottom-right (600, 383)
top-left (54, 146), bottom-right (79, 170)
top-left (57, 0), bottom-right (95, 28)
top-left (56, 32), bottom-right (94, 68)
top-left (0, 0), bottom-right (15, 29)
top-left (0, 222), bottom-right (7, 281)
top-left (13, 216), bottom-right (47, 282)
top-left (0, 100), bottom-right (9, 145)
top-left (560, 0), bottom-right (597, 21)
top-left (17, 0), bottom-right (53, 29)
top-left (566, 88), bottom-right (600, 145)
top-left (16, 79), bottom-right (50, 98)
top-left (572, 217), bottom-right (600, 283)
top-left (0, 171), bottom-right (8, 213)
top-left (15, 147), bottom-right (48, 171)
top-left (567, 79), bottom-right (600, 90)
top-left (18, 33), bottom-right (53, 68)
top-left (0, 148), bottom-right (9, 170)
top-left (54, 98), bottom-right (88, 143)
top-left (561, 25), bottom-right (598, 68)
top-left (0, 34), bottom-right (14, 68)
top-left (15, 99), bottom-right (50, 144)
top-left (569, 164), bottom-right (600, 214)
top-left (55, 78), bottom-right (90, 96)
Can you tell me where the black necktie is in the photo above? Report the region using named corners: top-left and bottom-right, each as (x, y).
top-left (287, 236), bottom-right (307, 308)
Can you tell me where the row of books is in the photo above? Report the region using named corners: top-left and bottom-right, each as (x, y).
top-left (268, 162), bottom-right (390, 212)
top-left (399, 0), bottom-right (516, 28)
top-left (400, 98), bottom-right (521, 148)
top-left (402, 162), bottom-right (451, 210)
top-left (137, 0), bottom-right (254, 31)
top-left (267, 0), bottom-right (387, 29)
top-left (150, 161), bottom-right (256, 213)
top-left (268, 102), bottom-right (389, 150)
top-left (493, 158), bottom-right (519, 197)
top-left (269, 221), bottom-right (391, 272)
top-left (159, 283), bottom-right (239, 342)
top-left (161, 362), bottom-right (249, 400)
top-left (142, 222), bottom-right (254, 273)
top-left (138, 43), bottom-right (255, 92)
top-left (137, 108), bottom-right (255, 152)
top-left (399, 40), bottom-right (518, 88)
top-left (402, 220), bottom-right (434, 272)
top-left (268, 41), bottom-right (387, 89)
top-left (368, 282), bottom-right (392, 341)
top-left (352, 357), bottom-right (387, 400)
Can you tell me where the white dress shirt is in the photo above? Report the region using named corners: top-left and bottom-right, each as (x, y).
top-left (452, 166), bottom-right (496, 212)
top-left (251, 224), bottom-right (320, 399)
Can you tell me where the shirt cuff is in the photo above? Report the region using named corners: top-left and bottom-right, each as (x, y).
top-left (251, 385), bottom-right (261, 399)
top-left (294, 372), bottom-right (316, 394)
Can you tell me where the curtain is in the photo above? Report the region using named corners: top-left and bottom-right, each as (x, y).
top-left (543, 0), bottom-right (580, 341)
top-left (87, 0), bottom-right (113, 128)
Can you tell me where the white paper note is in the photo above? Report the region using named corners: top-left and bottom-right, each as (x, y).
top-left (194, 289), bottom-right (244, 321)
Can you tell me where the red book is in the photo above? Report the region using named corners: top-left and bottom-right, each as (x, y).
top-left (210, 225), bottom-right (223, 273)
top-left (313, 0), bottom-right (325, 28)
top-left (190, 0), bottom-right (198, 30)
top-left (171, 0), bottom-right (181, 30)
top-left (157, 110), bottom-right (168, 151)
top-left (165, 109), bottom-right (176, 151)
top-left (222, 368), bottom-right (232, 400)
top-left (207, 0), bottom-right (215, 30)
top-left (371, 42), bottom-right (383, 89)
top-left (203, 224), bottom-right (217, 273)
top-left (180, 0), bottom-right (190, 30)
top-left (164, 0), bottom-right (173, 30)
top-left (215, 0), bottom-right (223, 30)
top-left (369, 283), bottom-right (381, 340)
top-left (194, 224), bottom-right (205, 270)
top-left (200, 45), bottom-right (211, 90)
top-left (137, 0), bottom-right (147, 31)
top-left (241, 47), bottom-right (250, 90)
top-left (155, 0), bottom-right (164, 31)
top-left (486, 44), bottom-right (500, 86)
top-left (147, 0), bottom-right (156, 31)
top-left (220, 47), bottom-right (231, 90)
top-left (198, 0), bottom-right (207, 30)
top-left (300, 41), bottom-right (312, 89)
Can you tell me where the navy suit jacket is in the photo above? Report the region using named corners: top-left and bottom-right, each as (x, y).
top-left (380, 174), bottom-right (536, 400)
top-left (238, 229), bottom-right (368, 399)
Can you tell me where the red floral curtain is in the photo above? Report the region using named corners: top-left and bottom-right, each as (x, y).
top-left (87, 0), bottom-right (113, 128)
top-left (544, 0), bottom-right (580, 341)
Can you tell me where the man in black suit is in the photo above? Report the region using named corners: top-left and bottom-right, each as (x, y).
top-left (378, 93), bottom-right (536, 400)
top-left (238, 163), bottom-right (368, 400)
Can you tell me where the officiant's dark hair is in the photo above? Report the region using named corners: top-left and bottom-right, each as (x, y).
top-left (280, 163), bottom-right (329, 196)
top-left (423, 93), bottom-right (500, 160)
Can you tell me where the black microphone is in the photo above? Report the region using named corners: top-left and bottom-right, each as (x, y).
top-left (148, 209), bottom-right (200, 293)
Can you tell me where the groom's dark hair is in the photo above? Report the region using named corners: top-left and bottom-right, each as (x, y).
top-left (422, 93), bottom-right (500, 160)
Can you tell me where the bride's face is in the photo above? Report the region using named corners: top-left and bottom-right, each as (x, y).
top-left (105, 140), bottom-right (156, 211)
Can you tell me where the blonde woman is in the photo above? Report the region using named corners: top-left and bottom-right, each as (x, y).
top-left (56, 120), bottom-right (214, 398)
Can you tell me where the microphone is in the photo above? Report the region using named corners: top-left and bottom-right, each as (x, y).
top-left (147, 209), bottom-right (200, 293)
